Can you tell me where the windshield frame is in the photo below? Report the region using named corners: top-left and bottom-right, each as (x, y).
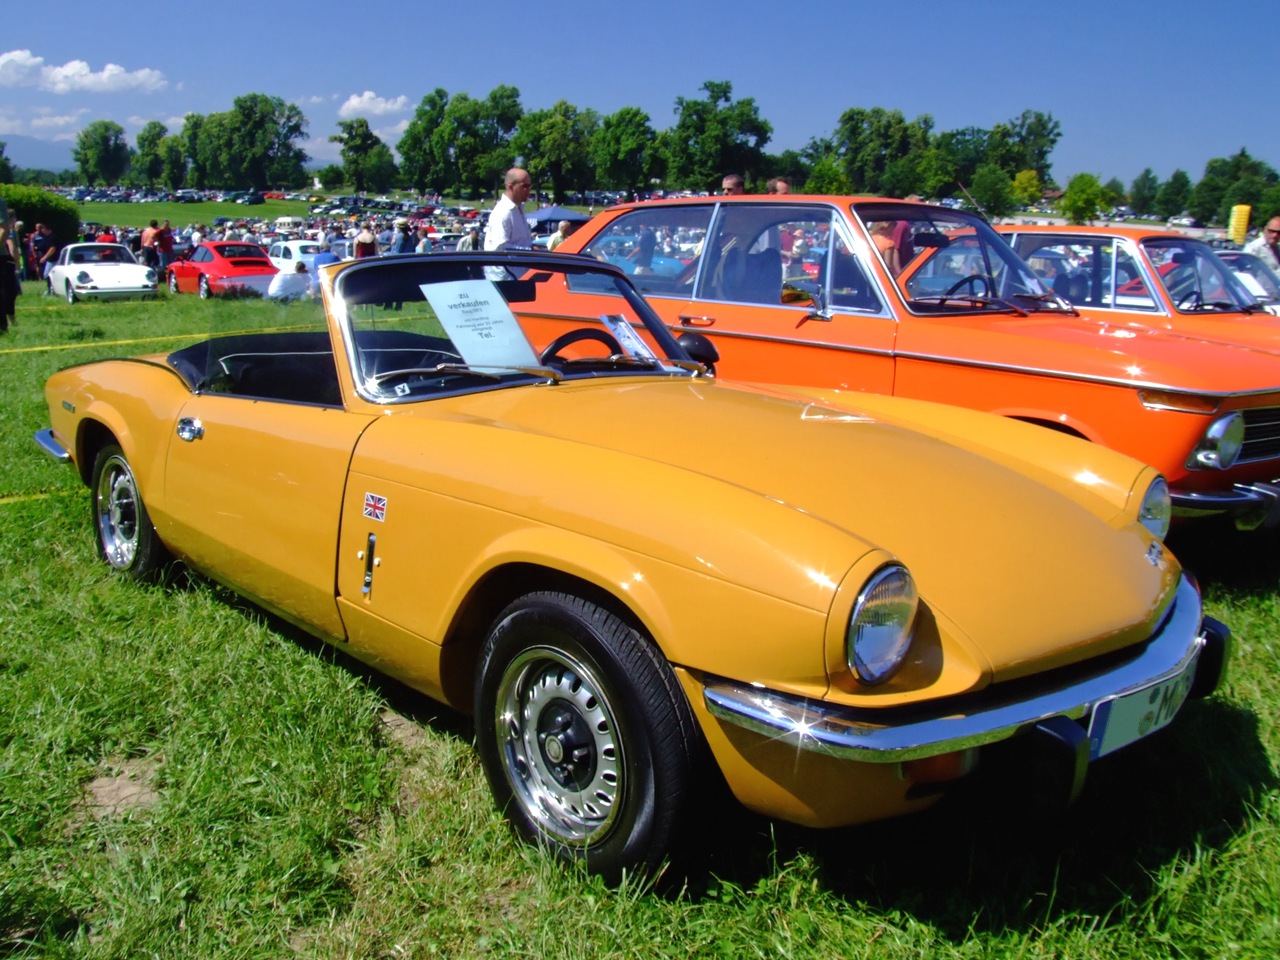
top-left (851, 201), bottom-right (1060, 316)
top-left (329, 251), bottom-right (703, 405)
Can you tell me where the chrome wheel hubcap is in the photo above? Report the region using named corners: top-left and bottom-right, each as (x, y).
top-left (96, 456), bottom-right (139, 569)
top-left (495, 646), bottom-right (622, 846)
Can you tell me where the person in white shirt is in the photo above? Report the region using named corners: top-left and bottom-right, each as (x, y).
top-left (1244, 216), bottom-right (1280, 273)
top-left (267, 261), bottom-right (312, 301)
top-left (483, 168), bottom-right (534, 252)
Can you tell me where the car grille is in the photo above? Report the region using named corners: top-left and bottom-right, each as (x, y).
top-left (1239, 407), bottom-right (1280, 463)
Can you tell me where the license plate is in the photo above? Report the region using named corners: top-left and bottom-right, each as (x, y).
top-left (1089, 648), bottom-right (1200, 759)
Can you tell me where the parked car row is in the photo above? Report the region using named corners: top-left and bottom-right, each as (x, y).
top-left (37, 194), bottom-right (1280, 881)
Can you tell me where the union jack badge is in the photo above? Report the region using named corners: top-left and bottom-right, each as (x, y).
top-left (363, 492), bottom-right (387, 522)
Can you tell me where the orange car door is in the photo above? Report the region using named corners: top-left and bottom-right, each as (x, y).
top-left (681, 204), bottom-right (897, 394)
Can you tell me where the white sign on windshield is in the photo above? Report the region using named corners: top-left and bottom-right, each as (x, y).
top-left (419, 280), bottom-right (540, 368)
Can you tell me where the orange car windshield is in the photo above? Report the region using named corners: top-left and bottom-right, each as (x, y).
top-left (853, 202), bottom-right (1057, 315)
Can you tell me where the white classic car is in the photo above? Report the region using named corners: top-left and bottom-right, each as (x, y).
top-left (46, 243), bottom-right (160, 303)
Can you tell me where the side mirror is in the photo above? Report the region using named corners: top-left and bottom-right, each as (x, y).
top-left (676, 331), bottom-right (719, 376)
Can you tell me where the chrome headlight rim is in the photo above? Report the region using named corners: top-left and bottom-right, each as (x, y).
top-left (1138, 475), bottom-right (1172, 540)
top-left (1187, 412), bottom-right (1244, 471)
top-left (847, 563), bottom-right (918, 686)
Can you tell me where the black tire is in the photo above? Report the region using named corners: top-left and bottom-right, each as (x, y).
top-left (474, 591), bottom-right (697, 881)
top-left (65, 281), bottom-right (77, 304)
top-left (168, 270), bottom-right (179, 294)
top-left (89, 444), bottom-right (170, 579)
top-left (198, 275), bottom-right (211, 300)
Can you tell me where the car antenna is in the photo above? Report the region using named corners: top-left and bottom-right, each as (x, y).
top-left (954, 181), bottom-right (990, 223)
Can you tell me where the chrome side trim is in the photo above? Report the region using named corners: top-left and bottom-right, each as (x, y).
top-left (34, 428), bottom-right (71, 462)
top-left (892, 350), bottom-right (1280, 398)
top-left (703, 576), bottom-right (1212, 762)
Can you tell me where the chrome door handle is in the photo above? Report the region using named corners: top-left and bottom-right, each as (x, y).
top-left (678, 315), bottom-right (716, 327)
top-left (176, 417), bottom-right (204, 442)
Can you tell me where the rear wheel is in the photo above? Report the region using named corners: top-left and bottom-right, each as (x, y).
top-left (90, 444), bottom-right (169, 579)
top-left (474, 592), bottom-right (697, 881)
top-left (198, 275), bottom-right (211, 299)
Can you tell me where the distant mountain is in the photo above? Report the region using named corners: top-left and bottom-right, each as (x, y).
top-left (1, 134), bottom-right (75, 172)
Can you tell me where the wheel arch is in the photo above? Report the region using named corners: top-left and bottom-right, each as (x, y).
top-left (74, 417), bottom-right (124, 486)
top-left (1008, 414), bottom-right (1092, 441)
top-left (438, 562), bottom-right (652, 715)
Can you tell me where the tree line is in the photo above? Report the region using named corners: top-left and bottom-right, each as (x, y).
top-left (1, 80), bottom-right (1276, 227)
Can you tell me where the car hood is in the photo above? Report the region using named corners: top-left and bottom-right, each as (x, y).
top-left (365, 376), bottom-right (1177, 681)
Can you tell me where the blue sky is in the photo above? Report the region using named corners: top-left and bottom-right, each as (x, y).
top-left (2, 0), bottom-right (1275, 187)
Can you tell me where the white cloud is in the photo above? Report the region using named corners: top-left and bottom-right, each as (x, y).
top-left (338, 90), bottom-right (408, 119)
top-left (0, 50), bottom-right (43, 87)
top-left (29, 112), bottom-right (84, 131)
top-left (376, 119), bottom-right (409, 141)
top-left (0, 49), bottom-right (167, 93)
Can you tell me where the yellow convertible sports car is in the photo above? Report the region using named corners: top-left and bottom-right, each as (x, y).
top-left (36, 252), bottom-right (1228, 879)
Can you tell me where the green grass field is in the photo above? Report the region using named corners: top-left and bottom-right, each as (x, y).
top-left (2, 284), bottom-right (1278, 958)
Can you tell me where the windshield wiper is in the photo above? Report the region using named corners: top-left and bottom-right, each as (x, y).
top-left (911, 295), bottom-right (1028, 317)
top-left (555, 355), bottom-right (661, 370)
top-left (370, 362), bottom-right (563, 386)
top-left (1009, 292), bottom-right (1080, 316)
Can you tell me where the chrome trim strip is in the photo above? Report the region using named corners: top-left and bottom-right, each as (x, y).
top-left (33, 428), bottom-right (71, 462)
top-left (703, 576), bottom-right (1209, 762)
top-left (663, 324), bottom-right (897, 358)
top-left (892, 350), bottom-right (1280, 398)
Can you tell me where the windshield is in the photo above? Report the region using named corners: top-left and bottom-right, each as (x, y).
top-left (332, 253), bottom-right (703, 404)
top-left (1220, 251), bottom-right (1280, 304)
top-left (1141, 237), bottom-right (1256, 312)
top-left (853, 202), bottom-right (1057, 314)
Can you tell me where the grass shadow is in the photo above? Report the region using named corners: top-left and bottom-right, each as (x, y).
top-left (672, 693), bottom-right (1270, 938)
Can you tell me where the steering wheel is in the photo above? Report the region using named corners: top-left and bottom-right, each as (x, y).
top-left (944, 274), bottom-right (992, 297)
top-left (1176, 288), bottom-right (1204, 310)
top-left (539, 328), bottom-right (624, 364)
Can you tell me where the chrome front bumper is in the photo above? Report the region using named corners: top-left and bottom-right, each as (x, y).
top-left (34, 428), bottom-right (71, 462)
top-left (703, 576), bottom-right (1226, 764)
top-left (1172, 480), bottom-right (1280, 528)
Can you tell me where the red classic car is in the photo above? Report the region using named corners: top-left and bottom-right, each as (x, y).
top-left (167, 242), bottom-right (279, 299)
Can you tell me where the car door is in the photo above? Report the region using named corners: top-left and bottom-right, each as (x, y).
top-left (680, 203), bottom-right (897, 394)
top-left (160, 369), bottom-right (375, 641)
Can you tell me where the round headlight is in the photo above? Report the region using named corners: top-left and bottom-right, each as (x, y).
top-left (1187, 412), bottom-right (1244, 470)
top-left (1138, 476), bottom-right (1171, 540)
top-left (847, 564), bottom-right (918, 685)
top-left (75, 271), bottom-right (92, 284)
top-left (145, 269), bottom-right (158, 282)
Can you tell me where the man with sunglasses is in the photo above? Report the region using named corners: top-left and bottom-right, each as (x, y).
top-left (1244, 215), bottom-right (1280, 272)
